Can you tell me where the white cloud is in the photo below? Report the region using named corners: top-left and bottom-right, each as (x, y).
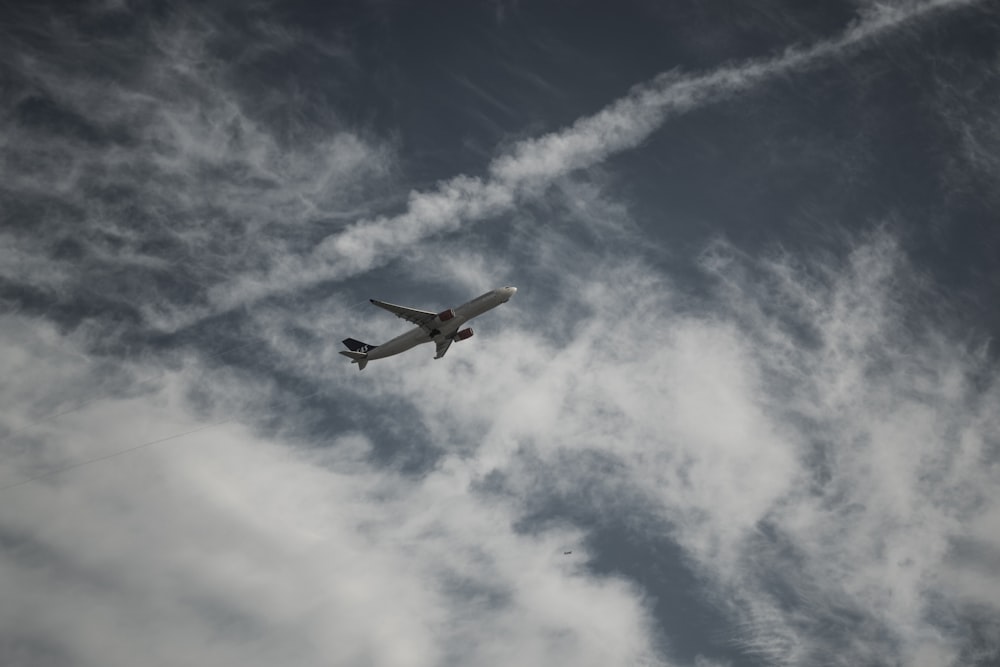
top-left (309, 227), bottom-right (998, 665)
top-left (4, 218), bottom-right (997, 665)
top-left (0, 315), bottom-right (668, 667)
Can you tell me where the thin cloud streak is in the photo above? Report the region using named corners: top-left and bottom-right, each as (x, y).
top-left (207, 0), bottom-right (981, 316)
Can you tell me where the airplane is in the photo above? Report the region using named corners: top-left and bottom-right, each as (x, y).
top-left (340, 286), bottom-right (517, 370)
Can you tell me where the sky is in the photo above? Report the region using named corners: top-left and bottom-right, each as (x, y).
top-left (1, 0), bottom-right (999, 665)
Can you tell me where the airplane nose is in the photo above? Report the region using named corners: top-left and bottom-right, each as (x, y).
top-left (507, 286), bottom-right (517, 298)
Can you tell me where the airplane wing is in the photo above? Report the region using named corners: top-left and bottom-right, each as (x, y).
top-left (434, 338), bottom-right (453, 360)
top-left (370, 299), bottom-right (437, 330)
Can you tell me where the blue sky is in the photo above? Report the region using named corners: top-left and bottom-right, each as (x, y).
top-left (1, 1), bottom-right (999, 665)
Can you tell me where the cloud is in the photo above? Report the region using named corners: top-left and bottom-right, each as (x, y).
top-left (4, 216), bottom-right (998, 666)
top-left (3, 2), bottom-right (998, 665)
top-left (1, 0), bottom-right (985, 337)
top-left (204, 0), bottom-right (983, 316)
top-left (0, 314), bottom-right (668, 667)
top-left (0, 2), bottom-right (396, 331)
top-left (302, 226), bottom-right (996, 665)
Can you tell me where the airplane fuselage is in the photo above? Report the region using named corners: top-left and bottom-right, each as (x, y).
top-left (344, 287), bottom-right (516, 368)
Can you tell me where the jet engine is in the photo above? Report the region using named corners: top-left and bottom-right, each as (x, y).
top-left (437, 309), bottom-right (455, 321)
top-left (454, 328), bottom-right (474, 341)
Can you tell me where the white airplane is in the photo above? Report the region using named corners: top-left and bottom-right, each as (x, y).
top-left (340, 286), bottom-right (517, 370)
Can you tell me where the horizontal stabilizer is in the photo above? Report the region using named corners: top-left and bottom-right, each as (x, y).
top-left (339, 349), bottom-right (369, 370)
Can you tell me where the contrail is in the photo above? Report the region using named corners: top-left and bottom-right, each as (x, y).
top-left (200, 0), bottom-right (978, 320)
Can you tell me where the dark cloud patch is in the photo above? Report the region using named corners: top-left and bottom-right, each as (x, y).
top-left (955, 610), bottom-right (1000, 667)
top-left (0, 189), bottom-right (85, 232)
top-left (0, 636), bottom-right (74, 667)
top-left (177, 593), bottom-right (270, 645)
top-left (948, 538), bottom-right (1000, 576)
top-left (0, 275), bottom-right (145, 335)
top-left (14, 95), bottom-right (111, 146)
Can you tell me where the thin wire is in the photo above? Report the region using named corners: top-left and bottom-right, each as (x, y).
top-left (0, 388), bottom-right (327, 493)
top-left (0, 418), bottom-right (234, 492)
top-left (0, 297), bottom-right (371, 491)
top-left (0, 340), bottom-right (256, 447)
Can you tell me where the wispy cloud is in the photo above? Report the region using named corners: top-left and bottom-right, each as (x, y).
top-left (205, 0), bottom-right (982, 316)
top-left (3, 1), bottom-right (998, 665)
top-left (0, 0), bottom-right (983, 336)
top-left (0, 3), bottom-right (395, 330)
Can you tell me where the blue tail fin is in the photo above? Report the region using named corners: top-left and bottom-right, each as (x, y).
top-left (342, 338), bottom-right (377, 353)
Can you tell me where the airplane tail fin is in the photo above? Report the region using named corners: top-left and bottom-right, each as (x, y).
top-left (343, 338), bottom-right (377, 353)
top-left (341, 338), bottom-right (376, 371)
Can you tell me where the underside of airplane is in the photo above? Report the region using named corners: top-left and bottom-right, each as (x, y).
top-left (339, 286), bottom-right (516, 370)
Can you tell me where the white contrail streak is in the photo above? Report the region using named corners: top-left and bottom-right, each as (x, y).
top-left (203, 0), bottom-right (978, 317)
